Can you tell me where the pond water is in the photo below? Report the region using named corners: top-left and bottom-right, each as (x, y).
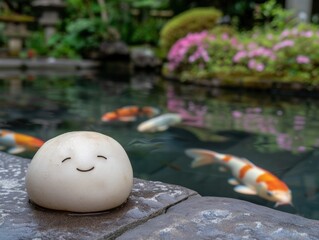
top-left (1, 71), bottom-right (319, 220)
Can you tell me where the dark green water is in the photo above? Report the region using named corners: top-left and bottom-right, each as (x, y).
top-left (1, 71), bottom-right (318, 220)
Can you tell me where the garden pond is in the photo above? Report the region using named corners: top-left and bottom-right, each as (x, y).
top-left (0, 70), bottom-right (318, 220)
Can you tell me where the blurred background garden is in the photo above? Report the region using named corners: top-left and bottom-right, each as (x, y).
top-left (1, 0), bottom-right (319, 220)
top-left (1, 0), bottom-right (319, 85)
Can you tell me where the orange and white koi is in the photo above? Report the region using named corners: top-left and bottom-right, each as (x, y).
top-left (0, 129), bottom-right (44, 154)
top-left (185, 149), bottom-right (292, 207)
top-left (101, 106), bottom-right (160, 122)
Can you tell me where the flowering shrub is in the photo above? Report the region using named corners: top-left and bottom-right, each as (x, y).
top-left (167, 31), bottom-right (239, 80)
top-left (166, 25), bottom-right (319, 84)
top-left (167, 31), bottom-right (211, 72)
top-left (160, 7), bottom-right (222, 56)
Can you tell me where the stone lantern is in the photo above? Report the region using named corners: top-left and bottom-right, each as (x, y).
top-left (0, 14), bottom-right (34, 57)
top-left (32, 0), bottom-right (65, 43)
top-left (286, 0), bottom-right (313, 22)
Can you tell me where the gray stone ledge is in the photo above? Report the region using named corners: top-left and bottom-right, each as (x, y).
top-left (1, 151), bottom-right (318, 240)
top-left (0, 58), bottom-right (100, 69)
top-left (118, 196), bottom-right (319, 240)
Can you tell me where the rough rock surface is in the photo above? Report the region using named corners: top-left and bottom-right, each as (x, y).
top-left (1, 151), bottom-right (318, 240)
top-left (118, 196), bottom-right (319, 240)
top-left (131, 47), bottom-right (161, 68)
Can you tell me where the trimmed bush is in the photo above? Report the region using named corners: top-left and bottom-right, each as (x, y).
top-left (159, 7), bottom-right (222, 56)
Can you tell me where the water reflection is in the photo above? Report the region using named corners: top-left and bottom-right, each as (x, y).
top-left (167, 83), bottom-right (319, 153)
top-left (0, 71), bottom-right (319, 220)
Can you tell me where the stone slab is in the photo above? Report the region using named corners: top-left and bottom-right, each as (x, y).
top-left (0, 69), bottom-right (97, 79)
top-left (0, 152), bottom-right (198, 240)
top-left (118, 196), bottom-right (319, 240)
top-left (0, 58), bottom-right (100, 69)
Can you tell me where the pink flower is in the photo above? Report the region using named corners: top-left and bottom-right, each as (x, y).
top-left (248, 47), bottom-right (273, 58)
top-left (301, 31), bottom-right (313, 38)
top-left (248, 59), bottom-right (257, 69)
top-left (248, 43), bottom-right (257, 50)
top-left (233, 50), bottom-right (247, 62)
top-left (188, 46), bottom-right (210, 63)
top-left (248, 59), bottom-right (264, 71)
top-left (297, 146), bottom-right (306, 152)
top-left (232, 111), bottom-right (242, 118)
top-left (280, 29), bottom-right (290, 38)
top-left (273, 40), bottom-right (294, 51)
top-left (230, 37), bottom-right (238, 47)
top-left (256, 63), bottom-right (264, 72)
top-left (296, 55), bottom-right (310, 64)
top-left (167, 31), bottom-right (212, 71)
top-left (222, 33), bottom-right (229, 40)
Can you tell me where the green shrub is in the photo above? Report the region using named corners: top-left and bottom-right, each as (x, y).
top-left (159, 7), bottom-right (222, 56)
top-left (0, 23), bottom-right (6, 47)
top-left (47, 18), bottom-right (118, 59)
top-left (131, 18), bottom-right (167, 45)
top-left (25, 31), bottom-right (48, 56)
top-left (209, 25), bottom-right (237, 37)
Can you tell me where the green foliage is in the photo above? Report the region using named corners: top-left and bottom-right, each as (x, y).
top-left (254, 0), bottom-right (295, 30)
top-left (48, 18), bottom-right (114, 59)
top-left (104, 0), bottom-right (170, 45)
top-left (129, 0), bottom-right (169, 9)
top-left (209, 25), bottom-right (236, 37)
top-left (0, 23), bottom-right (6, 47)
top-left (131, 18), bottom-right (166, 44)
top-left (25, 31), bottom-right (48, 56)
top-left (0, 0), bottom-right (32, 15)
top-left (104, 1), bottom-right (132, 43)
top-left (160, 7), bottom-right (222, 55)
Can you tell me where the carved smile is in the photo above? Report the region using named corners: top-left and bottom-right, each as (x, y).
top-left (76, 166), bottom-right (95, 172)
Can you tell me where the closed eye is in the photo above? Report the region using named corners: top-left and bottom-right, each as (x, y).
top-left (97, 155), bottom-right (107, 160)
top-left (62, 157), bottom-right (71, 163)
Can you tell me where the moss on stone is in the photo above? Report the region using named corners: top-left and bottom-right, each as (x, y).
top-left (0, 14), bottom-right (34, 23)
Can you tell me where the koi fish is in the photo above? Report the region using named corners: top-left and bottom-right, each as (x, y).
top-left (0, 129), bottom-right (44, 154)
top-left (137, 113), bottom-right (182, 132)
top-left (101, 106), bottom-right (160, 122)
top-left (185, 148), bottom-right (292, 207)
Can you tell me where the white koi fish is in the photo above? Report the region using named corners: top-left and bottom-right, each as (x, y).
top-left (137, 113), bottom-right (182, 132)
top-left (185, 148), bottom-right (292, 207)
top-left (0, 129), bottom-right (44, 154)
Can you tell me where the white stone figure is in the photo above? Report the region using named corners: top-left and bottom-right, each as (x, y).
top-left (26, 131), bottom-right (133, 213)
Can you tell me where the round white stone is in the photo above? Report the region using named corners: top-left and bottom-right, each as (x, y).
top-left (26, 131), bottom-right (133, 213)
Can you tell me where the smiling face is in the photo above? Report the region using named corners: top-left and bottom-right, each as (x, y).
top-left (26, 131), bottom-right (133, 213)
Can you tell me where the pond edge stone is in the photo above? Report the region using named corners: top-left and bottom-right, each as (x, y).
top-left (0, 151), bottom-right (318, 240)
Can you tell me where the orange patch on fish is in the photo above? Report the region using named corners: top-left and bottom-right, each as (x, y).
top-left (143, 107), bottom-right (156, 117)
top-left (239, 164), bottom-right (253, 179)
top-left (222, 155), bottom-right (232, 162)
top-left (256, 172), bottom-right (289, 191)
top-left (102, 106), bottom-right (154, 121)
top-left (117, 106), bottom-right (139, 116)
top-left (15, 134), bottom-right (44, 148)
